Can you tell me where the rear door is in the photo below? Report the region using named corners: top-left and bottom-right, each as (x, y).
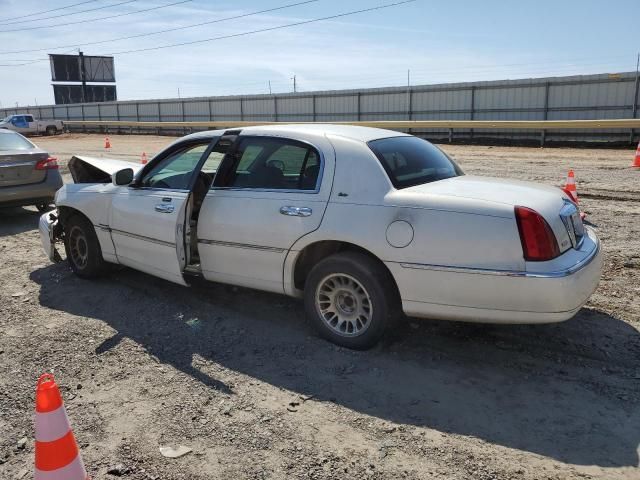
top-left (24, 115), bottom-right (38, 134)
top-left (198, 133), bottom-right (335, 293)
top-left (0, 132), bottom-right (47, 188)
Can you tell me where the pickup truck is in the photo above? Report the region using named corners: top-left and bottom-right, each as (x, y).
top-left (0, 114), bottom-right (64, 136)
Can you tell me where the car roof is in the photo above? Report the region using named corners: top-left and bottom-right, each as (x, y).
top-left (182, 124), bottom-right (409, 143)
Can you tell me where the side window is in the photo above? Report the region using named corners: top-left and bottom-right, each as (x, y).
top-left (13, 116), bottom-right (28, 128)
top-left (201, 151), bottom-right (225, 173)
top-left (219, 137), bottom-right (321, 190)
top-left (140, 143), bottom-right (208, 190)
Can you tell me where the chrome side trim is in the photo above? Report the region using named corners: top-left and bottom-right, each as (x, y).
top-left (198, 238), bottom-right (285, 253)
top-left (400, 231), bottom-right (600, 279)
top-left (110, 228), bottom-right (175, 248)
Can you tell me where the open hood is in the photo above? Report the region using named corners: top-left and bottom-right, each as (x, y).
top-left (68, 155), bottom-right (143, 184)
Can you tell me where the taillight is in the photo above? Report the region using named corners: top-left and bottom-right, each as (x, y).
top-left (35, 157), bottom-right (59, 170)
top-left (515, 206), bottom-right (560, 261)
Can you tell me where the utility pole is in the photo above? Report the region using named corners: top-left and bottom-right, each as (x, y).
top-left (177, 87), bottom-right (181, 99)
top-left (631, 53), bottom-right (639, 143)
top-left (268, 80), bottom-right (272, 95)
top-left (78, 50), bottom-right (87, 103)
top-left (407, 69), bottom-right (411, 120)
top-left (292, 75), bottom-right (297, 93)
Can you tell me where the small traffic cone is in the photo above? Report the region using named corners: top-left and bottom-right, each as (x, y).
top-left (141, 152), bottom-right (148, 164)
top-left (564, 169), bottom-right (578, 204)
top-left (633, 141), bottom-right (640, 168)
top-left (104, 136), bottom-right (111, 149)
top-left (35, 374), bottom-right (90, 480)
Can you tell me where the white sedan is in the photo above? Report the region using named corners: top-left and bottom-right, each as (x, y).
top-left (39, 125), bottom-right (602, 349)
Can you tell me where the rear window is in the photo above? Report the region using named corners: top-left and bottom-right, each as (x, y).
top-left (368, 136), bottom-right (462, 189)
top-left (0, 132), bottom-right (35, 151)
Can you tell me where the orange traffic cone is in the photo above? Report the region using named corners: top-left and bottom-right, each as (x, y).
top-left (35, 374), bottom-right (89, 480)
top-left (564, 169), bottom-right (578, 204)
top-left (633, 141), bottom-right (640, 168)
top-left (104, 137), bottom-right (111, 149)
top-left (141, 152), bottom-right (148, 164)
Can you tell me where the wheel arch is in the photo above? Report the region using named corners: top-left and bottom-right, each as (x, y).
top-left (287, 240), bottom-right (400, 299)
top-left (56, 205), bottom-right (117, 263)
top-left (57, 205), bottom-right (91, 228)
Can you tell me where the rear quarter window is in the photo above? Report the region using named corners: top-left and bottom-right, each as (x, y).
top-left (368, 136), bottom-right (462, 189)
top-left (0, 132), bottom-right (35, 151)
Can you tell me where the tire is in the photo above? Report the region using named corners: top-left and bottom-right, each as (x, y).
top-left (35, 203), bottom-right (51, 212)
top-left (304, 251), bottom-right (399, 350)
top-left (63, 214), bottom-right (107, 279)
top-left (45, 126), bottom-right (56, 136)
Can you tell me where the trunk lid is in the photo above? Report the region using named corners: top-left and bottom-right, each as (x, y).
top-left (0, 150), bottom-right (48, 187)
top-left (392, 175), bottom-right (581, 254)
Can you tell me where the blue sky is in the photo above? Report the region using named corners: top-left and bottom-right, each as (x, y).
top-left (0, 0), bottom-right (638, 107)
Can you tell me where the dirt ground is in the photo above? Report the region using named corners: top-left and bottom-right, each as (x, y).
top-left (1, 133), bottom-right (639, 480)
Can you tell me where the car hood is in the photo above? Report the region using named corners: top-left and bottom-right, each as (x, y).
top-left (68, 155), bottom-right (142, 183)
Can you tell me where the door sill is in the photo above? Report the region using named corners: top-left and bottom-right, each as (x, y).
top-left (183, 264), bottom-right (203, 277)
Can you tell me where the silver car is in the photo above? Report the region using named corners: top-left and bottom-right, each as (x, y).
top-left (0, 129), bottom-right (63, 211)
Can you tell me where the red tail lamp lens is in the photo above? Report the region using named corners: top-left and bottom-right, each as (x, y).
top-left (35, 157), bottom-right (59, 170)
top-left (515, 206), bottom-right (560, 261)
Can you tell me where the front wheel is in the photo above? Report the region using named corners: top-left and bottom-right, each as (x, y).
top-left (63, 214), bottom-right (107, 278)
top-left (304, 252), bottom-right (399, 350)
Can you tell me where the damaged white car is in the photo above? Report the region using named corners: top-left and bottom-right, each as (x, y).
top-left (39, 125), bottom-right (602, 349)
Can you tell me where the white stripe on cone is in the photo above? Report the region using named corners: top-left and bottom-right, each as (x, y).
top-left (35, 405), bottom-right (71, 442)
top-left (35, 454), bottom-right (88, 480)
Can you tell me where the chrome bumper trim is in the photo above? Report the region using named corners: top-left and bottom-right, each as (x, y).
top-left (400, 229), bottom-right (600, 279)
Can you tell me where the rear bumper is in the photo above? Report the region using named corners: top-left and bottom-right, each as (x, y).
top-left (0, 171), bottom-right (63, 208)
top-left (388, 227), bottom-right (603, 324)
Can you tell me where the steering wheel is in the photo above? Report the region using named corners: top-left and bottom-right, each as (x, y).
top-left (266, 159), bottom-right (285, 171)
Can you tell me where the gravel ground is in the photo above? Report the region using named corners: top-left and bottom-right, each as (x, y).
top-left (1, 133), bottom-right (639, 480)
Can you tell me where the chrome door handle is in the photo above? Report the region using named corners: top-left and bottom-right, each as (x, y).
top-left (280, 206), bottom-right (312, 217)
top-left (155, 203), bottom-right (175, 213)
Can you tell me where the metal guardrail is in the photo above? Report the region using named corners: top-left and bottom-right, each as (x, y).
top-left (64, 119), bottom-right (640, 129)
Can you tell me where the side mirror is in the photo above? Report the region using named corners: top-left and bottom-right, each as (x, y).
top-left (112, 168), bottom-right (134, 186)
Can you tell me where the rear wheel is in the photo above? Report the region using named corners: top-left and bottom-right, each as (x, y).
top-left (45, 126), bottom-right (56, 136)
top-left (63, 214), bottom-right (107, 278)
top-left (304, 252), bottom-right (399, 349)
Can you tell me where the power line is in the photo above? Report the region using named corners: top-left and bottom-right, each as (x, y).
top-left (0, 0), bottom-right (321, 55)
top-left (0, 0), bottom-right (417, 65)
top-left (0, 0), bottom-right (191, 33)
top-left (0, 0), bottom-right (139, 26)
top-left (0, 0), bottom-right (101, 23)
top-left (102, 0), bottom-right (419, 56)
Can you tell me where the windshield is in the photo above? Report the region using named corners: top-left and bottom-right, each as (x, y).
top-left (0, 131), bottom-right (35, 151)
top-left (368, 136), bottom-right (462, 189)
top-left (2, 116), bottom-right (11, 123)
